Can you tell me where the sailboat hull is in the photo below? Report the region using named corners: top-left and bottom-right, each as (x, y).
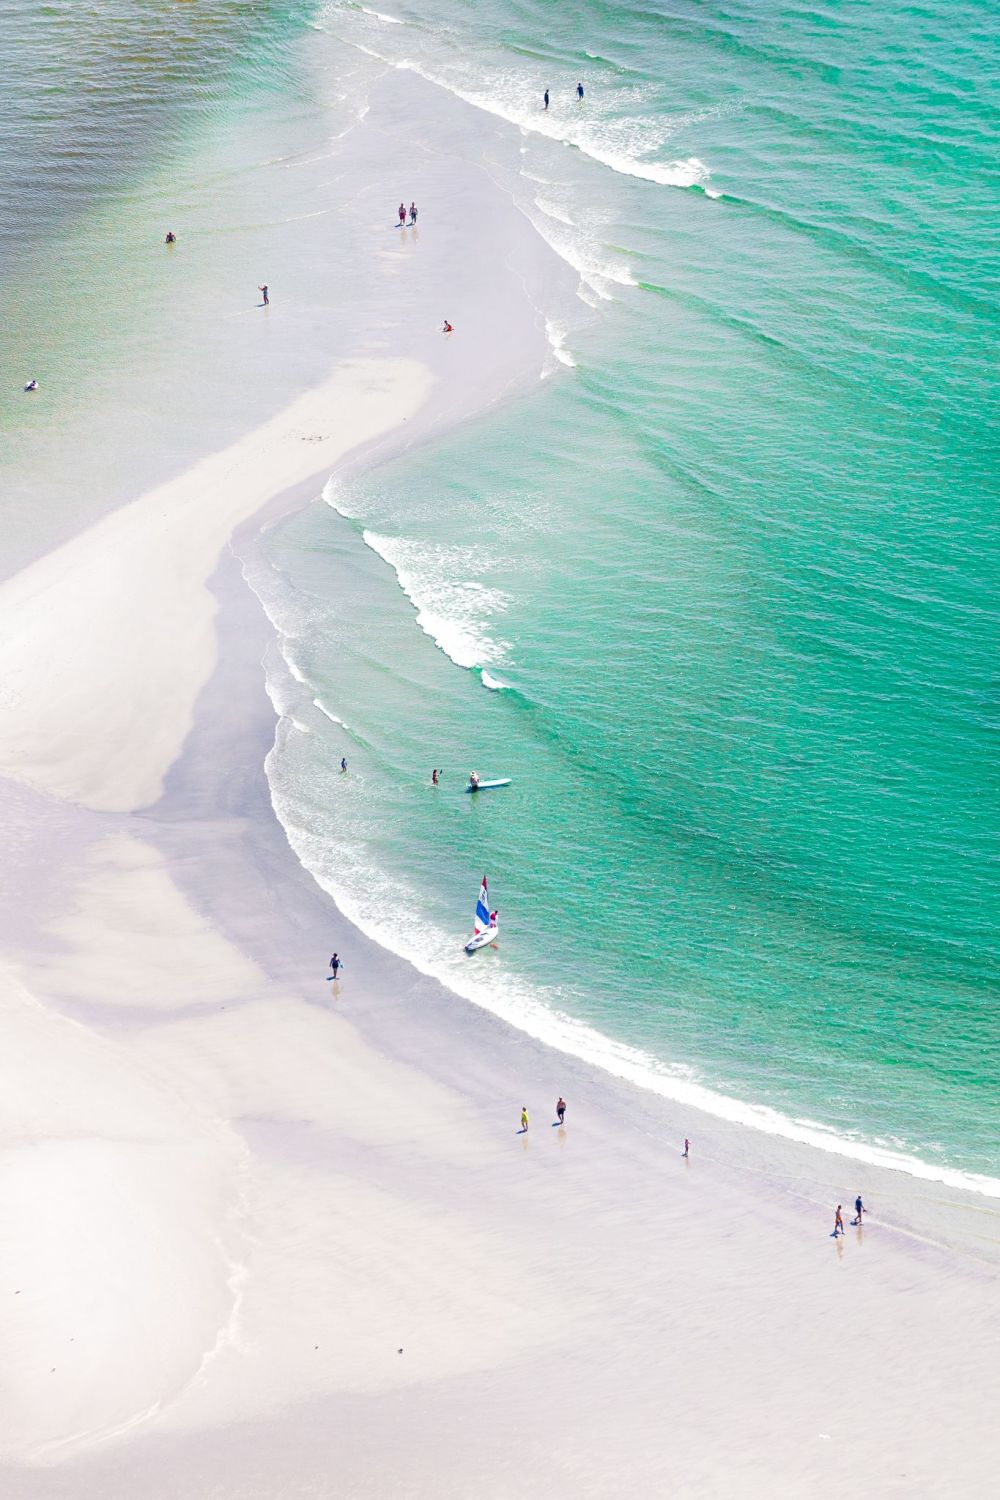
top-left (464, 927), bottom-right (498, 953)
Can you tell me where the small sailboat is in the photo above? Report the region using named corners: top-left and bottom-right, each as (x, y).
top-left (464, 875), bottom-right (499, 953)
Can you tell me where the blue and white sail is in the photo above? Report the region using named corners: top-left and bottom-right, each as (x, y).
top-left (473, 875), bottom-right (492, 935)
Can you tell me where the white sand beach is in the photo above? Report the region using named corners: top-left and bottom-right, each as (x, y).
top-left (1, 58), bottom-right (998, 1500)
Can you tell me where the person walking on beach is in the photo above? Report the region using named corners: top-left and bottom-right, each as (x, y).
top-left (576, 82), bottom-right (584, 101)
top-left (520, 1106), bottom-right (529, 1133)
top-left (852, 1195), bottom-right (865, 1226)
top-left (329, 953), bottom-right (341, 980)
top-left (409, 202), bottom-right (418, 224)
top-left (556, 1097), bottom-right (566, 1125)
top-left (833, 1204), bottom-right (845, 1237)
top-left (683, 1137), bottom-right (690, 1158)
top-left (543, 88), bottom-right (549, 110)
top-left (258, 283), bottom-right (269, 306)
top-left (398, 202), bottom-right (406, 226)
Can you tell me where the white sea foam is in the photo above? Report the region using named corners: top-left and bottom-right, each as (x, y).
top-left (524, 198), bottom-right (635, 303)
top-left (312, 697), bottom-right (348, 728)
top-left (362, 531), bottom-right (510, 673)
top-left (322, 475), bottom-right (360, 519)
top-left (543, 318), bottom-right (577, 374)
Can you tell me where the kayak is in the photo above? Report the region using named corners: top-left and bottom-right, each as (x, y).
top-left (465, 777), bottom-right (511, 793)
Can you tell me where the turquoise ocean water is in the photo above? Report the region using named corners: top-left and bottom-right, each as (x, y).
top-left (3, 2), bottom-right (998, 1187)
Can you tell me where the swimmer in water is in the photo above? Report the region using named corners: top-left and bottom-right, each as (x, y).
top-left (165, 231), bottom-right (176, 243)
top-left (24, 379), bottom-right (38, 392)
top-left (442, 319), bottom-right (454, 333)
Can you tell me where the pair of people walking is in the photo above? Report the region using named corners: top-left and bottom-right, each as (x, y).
top-left (520, 1097), bottom-right (566, 1132)
top-left (397, 201), bottom-right (418, 226)
top-left (833, 1196), bottom-right (866, 1236)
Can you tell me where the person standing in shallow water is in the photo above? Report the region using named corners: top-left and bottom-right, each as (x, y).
top-left (329, 953), bottom-right (341, 980)
top-left (852, 1195), bottom-right (865, 1226)
top-left (833, 1204), bottom-right (845, 1237)
top-left (409, 202), bottom-right (418, 224)
top-left (556, 1097), bottom-right (566, 1125)
top-left (683, 1137), bottom-right (690, 1158)
top-left (521, 1107), bottom-right (529, 1132)
top-left (576, 81), bottom-right (584, 101)
top-left (543, 88), bottom-right (549, 110)
top-left (398, 202), bottom-right (406, 225)
top-left (258, 283), bottom-right (269, 306)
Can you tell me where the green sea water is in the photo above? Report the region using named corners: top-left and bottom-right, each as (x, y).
top-left (262, 0), bottom-right (1000, 1185)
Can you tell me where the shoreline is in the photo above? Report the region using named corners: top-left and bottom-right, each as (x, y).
top-left (250, 481), bottom-right (1000, 1217)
